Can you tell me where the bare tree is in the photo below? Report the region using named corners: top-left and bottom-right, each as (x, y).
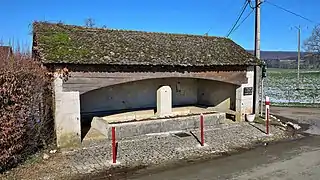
top-left (304, 25), bottom-right (320, 53)
top-left (303, 25), bottom-right (320, 68)
top-left (84, 18), bottom-right (95, 28)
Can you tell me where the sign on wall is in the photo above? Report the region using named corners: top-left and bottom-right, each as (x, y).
top-left (243, 87), bottom-right (253, 96)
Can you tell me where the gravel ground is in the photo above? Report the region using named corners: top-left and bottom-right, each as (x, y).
top-left (0, 121), bottom-right (300, 180)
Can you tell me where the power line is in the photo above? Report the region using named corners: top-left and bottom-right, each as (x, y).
top-left (227, 1), bottom-right (260, 37)
top-left (228, 1), bottom-right (266, 37)
top-left (205, 0), bottom-right (249, 35)
top-left (248, 0), bottom-right (255, 9)
top-left (265, 1), bottom-right (317, 24)
top-left (226, 0), bottom-right (249, 37)
top-left (230, 8), bottom-right (255, 36)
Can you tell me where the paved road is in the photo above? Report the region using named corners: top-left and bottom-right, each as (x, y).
top-left (271, 107), bottom-right (320, 135)
top-left (128, 136), bottom-right (320, 180)
top-left (271, 107), bottom-right (320, 122)
top-left (126, 107), bottom-right (320, 180)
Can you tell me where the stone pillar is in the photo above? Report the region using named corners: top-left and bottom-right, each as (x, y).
top-left (235, 86), bottom-right (243, 121)
top-left (53, 75), bottom-right (81, 148)
top-left (156, 86), bottom-right (172, 117)
top-left (235, 66), bottom-right (254, 121)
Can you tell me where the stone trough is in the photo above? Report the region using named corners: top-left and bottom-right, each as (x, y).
top-left (91, 112), bottom-right (226, 140)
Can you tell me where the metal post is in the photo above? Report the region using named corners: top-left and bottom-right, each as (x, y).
top-left (112, 127), bottom-right (116, 163)
top-left (297, 25), bottom-right (301, 88)
top-left (260, 78), bottom-right (264, 116)
top-left (266, 108), bottom-right (269, 135)
top-left (200, 114), bottom-right (204, 146)
top-left (265, 96), bottom-right (270, 135)
top-left (254, 0), bottom-right (261, 115)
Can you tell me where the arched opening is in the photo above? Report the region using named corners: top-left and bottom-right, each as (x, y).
top-left (80, 77), bottom-right (237, 138)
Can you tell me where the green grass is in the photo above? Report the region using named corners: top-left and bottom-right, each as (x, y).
top-left (272, 102), bottom-right (320, 108)
top-left (267, 68), bottom-right (320, 73)
top-left (23, 153), bottom-right (42, 165)
top-left (264, 68), bottom-right (320, 106)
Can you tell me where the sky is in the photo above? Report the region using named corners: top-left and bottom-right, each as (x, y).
top-left (1, 0), bottom-right (319, 51)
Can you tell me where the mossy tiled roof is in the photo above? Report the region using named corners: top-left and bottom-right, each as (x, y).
top-left (32, 22), bottom-right (260, 66)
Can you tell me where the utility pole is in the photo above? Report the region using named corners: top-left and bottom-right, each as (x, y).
top-left (295, 25), bottom-right (301, 88)
top-left (254, 0), bottom-right (261, 115)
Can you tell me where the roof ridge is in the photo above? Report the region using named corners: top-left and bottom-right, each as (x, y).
top-left (32, 21), bottom-right (260, 66)
top-left (33, 21), bottom-right (228, 39)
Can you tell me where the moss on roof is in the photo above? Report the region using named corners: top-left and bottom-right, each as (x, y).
top-left (32, 22), bottom-right (260, 66)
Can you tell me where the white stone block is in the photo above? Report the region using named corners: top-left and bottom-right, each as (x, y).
top-left (55, 91), bottom-right (81, 148)
top-left (91, 117), bottom-right (109, 138)
top-left (156, 86), bottom-right (172, 117)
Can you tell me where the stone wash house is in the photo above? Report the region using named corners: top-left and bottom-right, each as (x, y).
top-left (32, 22), bottom-right (261, 148)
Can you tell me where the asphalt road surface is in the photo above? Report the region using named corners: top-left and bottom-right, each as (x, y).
top-left (127, 107), bottom-right (320, 180)
top-left (271, 107), bottom-right (320, 136)
top-left (128, 136), bottom-right (320, 180)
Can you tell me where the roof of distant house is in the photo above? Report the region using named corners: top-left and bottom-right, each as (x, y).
top-left (32, 22), bottom-right (260, 66)
top-left (0, 46), bottom-right (13, 58)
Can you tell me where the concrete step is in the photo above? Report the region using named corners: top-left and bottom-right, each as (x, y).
top-left (90, 112), bottom-right (226, 140)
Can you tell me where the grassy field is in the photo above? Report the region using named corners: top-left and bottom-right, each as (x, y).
top-left (264, 68), bottom-right (320, 106)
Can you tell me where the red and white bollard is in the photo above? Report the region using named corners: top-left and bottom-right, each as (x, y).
top-left (112, 127), bottom-right (117, 163)
top-left (200, 113), bottom-right (204, 146)
top-left (265, 96), bottom-right (270, 135)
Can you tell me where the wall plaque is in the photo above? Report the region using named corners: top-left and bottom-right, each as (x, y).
top-left (243, 87), bottom-right (253, 96)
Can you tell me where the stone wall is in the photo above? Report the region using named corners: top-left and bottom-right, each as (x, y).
top-left (198, 79), bottom-right (237, 110)
top-left (80, 78), bottom-right (198, 114)
top-left (241, 66), bottom-right (254, 115)
top-left (80, 78), bottom-right (238, 117)
top-left (235, 66), bottom-right (254, 121)
top-left (51, 66), bottom-right (254, 148)
top-left (62, 70), bottom-right (247, 94)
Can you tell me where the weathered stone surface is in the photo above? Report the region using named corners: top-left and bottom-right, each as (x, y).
top-left (91, 113), bottom-right (224, 140)
top-left (54, 74), bottom-right (81, 148)
top-left (55, 91), bottom-right (81, 148)
top-left (156, 86), bottom-right (172, 117)
top-left (91, 117), bottom-right (109, 138)
top-left (236, 66), bottom-right (254, 121)
top-left (63, 70), bottom-right (248, 94)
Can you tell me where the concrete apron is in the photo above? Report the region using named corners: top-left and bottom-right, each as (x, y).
top-left (91, 112), bottom-right (225, 140)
